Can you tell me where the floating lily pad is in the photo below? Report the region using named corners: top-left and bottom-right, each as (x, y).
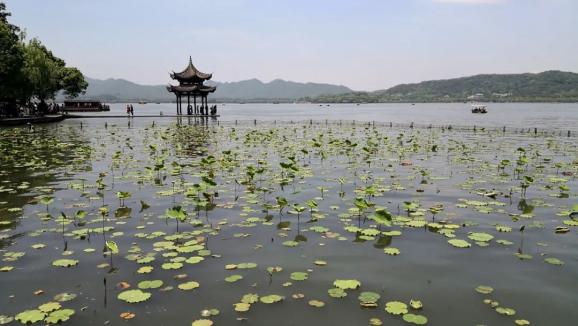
top-left (44, 309), bottom-right (75, 324)
top-left (52, 259), bottom-right (79, 267)
top-left (447, 239), bottom-right (471, 248)
top-left (475, 285), bottom-right (494, 294)
top-left (178, 281), bottom-right (200, 290)
top-left (308, 300), bottom-right (325, 308)
top-left (241, 293), bottom-right (259, 304)
top-left (38, 302), bottom-right (61, 313)
top-left (0, 315), bottom-right (14, 325)
top-left (290, 272), bottom-right (309, 281)
top-left (544, 257), bottom-right (564, 266)
top-left (410, 299), bottom-right (423, 310)
top-left (358, 292), bottom-right (380, 304)
top-left (385, 301), bottom-right (408, 315)
top-left (260, 294), bottom-right (284, 304)
top-left (117, 289), bottom-right (152, 303)
top-left (495, 307), bottom-right (516, 316)
top-left (191, 319), bottom-right (213, 326)
top-left (234, 303), bottom-right (250, 312)
top-left (138, 280), bottom-right (163, 289)
top-left (383, 247), bottom-right (400, 255)
top-left (225, 275), bottom-right (243, 283)
top-left (15, 310), bottom-right (46, 324)
top-left (333, 279), bottom-right (361, 290)
top-left (53, 293), bottom-right (76, 302)
top-left (402, 313), bottom-right (428, 325)
top-left (467, 232), bottom-right (494, 242)
top-left (328, 288), bottom-right (347, 298)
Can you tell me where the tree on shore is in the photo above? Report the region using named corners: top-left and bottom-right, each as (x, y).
top-left (1, 2), bottom-right (87, 117)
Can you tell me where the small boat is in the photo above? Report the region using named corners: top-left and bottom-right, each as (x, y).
top-left (138, 101), bottom-right (147, 105)
top-left (471, 104), bottom-right (488, 114)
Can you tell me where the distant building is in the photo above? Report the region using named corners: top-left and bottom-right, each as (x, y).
top-left (467, 93), bottom-right (485, 100)
top-left (492, 92), bottom-right (512, 97)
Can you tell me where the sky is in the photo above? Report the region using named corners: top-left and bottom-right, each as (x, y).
top-left (4, 0), bottom-right (578, 90)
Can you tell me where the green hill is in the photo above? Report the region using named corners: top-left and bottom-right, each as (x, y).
top-left (58, 77), bottom-right (352, 103)
top-left (305, 71), bottom-right (578, 103)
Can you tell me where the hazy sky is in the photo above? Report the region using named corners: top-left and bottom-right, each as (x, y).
top-left (4, 0), bottom-right (578, 90)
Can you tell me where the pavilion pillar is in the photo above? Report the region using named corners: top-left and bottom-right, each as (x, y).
top-left (187, 95), bottom-right (191, 115)
top-left (193, 96), bottom-right (197, 115)
top-left (203, 96), bottom-right (207, 115)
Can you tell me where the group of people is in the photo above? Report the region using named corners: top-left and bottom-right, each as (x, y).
top-left (186, 104), bottom-right (218, 116)
top-left (126, 104), bottom-right (135, 116)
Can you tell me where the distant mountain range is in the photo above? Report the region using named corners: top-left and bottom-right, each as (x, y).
top-left (61, 70), bottom-right (578, 103)
top-left (59, 77), bottom-right (352, 103)
top-left (305, 71), bottom-right (578, 103)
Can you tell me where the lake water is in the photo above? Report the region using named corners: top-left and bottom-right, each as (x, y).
top-left (88, 102), bottom-right (578, 131)
top-left (1, 108), bottom-right (577, 326)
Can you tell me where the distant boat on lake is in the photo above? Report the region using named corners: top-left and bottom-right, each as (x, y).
top-left (471, 104), bottom-right (488, 114)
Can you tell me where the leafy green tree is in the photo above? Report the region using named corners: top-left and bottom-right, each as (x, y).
top-left (1, 2), bottom-right (87, 116)
top-left (0, 3), bottom-right (25, 112)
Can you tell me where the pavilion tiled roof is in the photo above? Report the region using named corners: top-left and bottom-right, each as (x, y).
top-left (170, 57), bottom-right (212, 82)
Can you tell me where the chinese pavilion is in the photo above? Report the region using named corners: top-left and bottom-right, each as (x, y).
top-left (167, 57), bottom-right (217, 115)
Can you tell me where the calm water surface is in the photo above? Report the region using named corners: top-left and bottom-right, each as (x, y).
top-left (0, 113), bottom-right (577, 326)
top-left (86, 102), bottom-right (578, 131)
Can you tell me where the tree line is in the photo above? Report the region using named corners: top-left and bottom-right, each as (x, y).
top-left (1, 2), bottom-right (87, 117)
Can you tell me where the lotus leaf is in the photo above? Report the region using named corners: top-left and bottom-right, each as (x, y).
top-left (44, 309), bottom-right (75, 324)
top-left (475, 285), bottom-right (494, 294)
top-left (225, 275), bottom-right (243, 283)
top-left (308, 300), bottom-right (325, 308)
top-left (358, 292), bottom-right (380, 304)
top-left (383, 247), bottom-right (400, 255)
top-left (447, 239), bottom-right (471, 248)
top-left (15, 310), bottom-right (46, 324)
top-left (234, 303), bottom-right (250, 312)
top-left (495, 307), bottom-right (516, 316)
top-left (237, 262), bottom-right (257, 269)
top-left (52, 259), bottom-right (79, 267)
top-left (385, 301), bottom-right (408, 315)
top-left (161, 262), bottom-right (183, 270)
top-left (178, 281), bottom-right (200, 290)
top-left (402, 313), bottom-right (428, 325)
top-left (53, 293), bottom-right (76, 302)
top-left (467, 232), bottom-right (494, 242)
top-left (138, 280), bottom-right (163, 289)
top-left (544, 257), bottom-right (564, 265)
top-left (328, 288), bottom-right (347, 298)
top-left (290, 272), bottom-right (309, 281)
top-left (38, 302), bottom-right (61, 313)
top-left (241, 293), bottom-right (259, 304)
top-left (333, 279), bottom-right (361, 290)
top-left (260, 294), bottom-right (284, 304)
top-left (410, 299), bottom-right (423, 310)
top-left (191, 319), bottom-right (213, 326)
top-left (117, 289), bottom-right (152, 303)
top-left (282, 241), bottom-right (299, 247)
top-left (0, 315), bottom-right (14, 325)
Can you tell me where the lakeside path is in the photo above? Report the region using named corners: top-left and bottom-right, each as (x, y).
top-left (0, 114), bottom-right (220, 126)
